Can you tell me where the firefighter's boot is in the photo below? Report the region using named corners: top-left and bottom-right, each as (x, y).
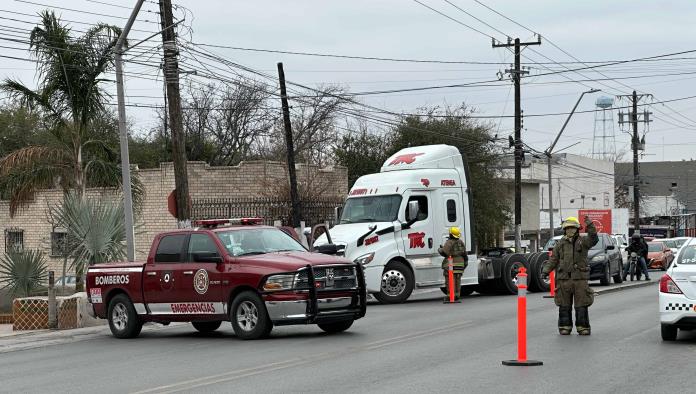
top-left (558, 306), bottom-right (572, 335)
top-left (576, 307), bottom-right (591, 336)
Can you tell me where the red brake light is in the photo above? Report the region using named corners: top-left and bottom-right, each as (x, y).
top-left (660, 274), bottom-right (683, 294)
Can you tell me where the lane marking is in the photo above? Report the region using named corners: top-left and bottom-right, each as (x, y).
top-left (133, 319), bottom-right (474, 393)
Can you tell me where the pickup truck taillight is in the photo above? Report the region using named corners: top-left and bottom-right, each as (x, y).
top-left (660, 274), bottom-right (683, 294)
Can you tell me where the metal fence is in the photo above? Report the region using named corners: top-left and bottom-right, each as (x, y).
top-left (191, 197), bottom-right (344, 227)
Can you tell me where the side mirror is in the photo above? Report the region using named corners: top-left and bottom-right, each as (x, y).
top-left (408, 200), bottom-right (419, 222)
top-left (334, 206), bottom-right (343, 223)
top-left (315, 244), bottom-right (338, 255)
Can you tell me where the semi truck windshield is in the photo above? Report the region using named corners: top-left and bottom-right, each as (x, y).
top-left (340, 195), bottom-right (402, 224)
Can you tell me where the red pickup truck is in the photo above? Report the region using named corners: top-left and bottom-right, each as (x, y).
top-left (86, 218), bottom-right (367, 339)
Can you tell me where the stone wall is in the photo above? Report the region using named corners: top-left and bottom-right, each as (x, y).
top-left (0, 161), bottom-right (347, 277)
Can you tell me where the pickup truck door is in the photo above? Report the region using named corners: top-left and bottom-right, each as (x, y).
top-left (143, 233), bottom-right (225, 317)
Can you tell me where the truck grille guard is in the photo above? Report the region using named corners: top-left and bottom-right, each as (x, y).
top-left (261, 262), bottom-right (367, 323)
top-left (303, 262), bottom-right (367, 322)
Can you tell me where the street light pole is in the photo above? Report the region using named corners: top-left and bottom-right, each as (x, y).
top-left (115, 0), bottom-right (145, 261)
top-left (544, 89), bottom-right (599, 241)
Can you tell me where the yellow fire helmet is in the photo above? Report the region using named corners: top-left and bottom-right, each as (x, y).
top-left (562, 216), bottom-right (581, 229)
top-left (449, 226), bottom-right (461, 239)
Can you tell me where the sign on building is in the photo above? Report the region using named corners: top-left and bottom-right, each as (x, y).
top-left (579, 209), bottom-right (612, 234)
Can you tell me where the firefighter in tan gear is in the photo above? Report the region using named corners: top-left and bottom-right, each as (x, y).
top-left (543, 216), bottom-right (598, 335)
top-left (438, 227), bottom-right (468, 301)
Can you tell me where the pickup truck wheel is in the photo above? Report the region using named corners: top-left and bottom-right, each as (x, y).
top-left (318, 319), bottom-right (354, 334)
top-left (230, 291), bottom-right (272, 340)
top-left (192, 321), bottom-right (222, 333)
top-left (107, 294), bottom-right (142, 339)
top-left (374, 261), bottom-right (414, 304)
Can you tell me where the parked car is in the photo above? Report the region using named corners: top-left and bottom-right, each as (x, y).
top-left (647, 242), bottom-right (674, 270)
top-left (588, 234), bottom-right (623, 285)
top-left (659, 238), bottom-right (696, 341)
top-left (656, 238), bottom-right (679, 255)
top-left (611, 234), bottom-right (628, 266)
top-left (55, 275), bottom-right (77, 287)
top-left (545, 233), bottom-right (622, 285)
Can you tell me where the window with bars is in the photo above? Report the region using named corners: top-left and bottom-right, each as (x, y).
top-left (4, 228), bottom-right (24, 253)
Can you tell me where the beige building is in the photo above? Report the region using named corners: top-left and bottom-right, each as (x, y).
top-left (0, 161), bottom-right (348, 276)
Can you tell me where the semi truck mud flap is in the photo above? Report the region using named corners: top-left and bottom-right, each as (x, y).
top-left (478, 258), bottom-right (495, 280)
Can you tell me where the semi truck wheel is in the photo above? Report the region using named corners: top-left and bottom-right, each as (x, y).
top-left (529, 253), bottom-right (550, 293)
top-left (498, 254), bottom-right (528, 295)
top-left (374, 261), bottom-right (414, 304)
top-left (192, 321), bottom-right (222, 333)
top-left (107, 294), bottom-right (143, 339)
top-left (230, 291), bottom-right (272, 340)
top-left (318, 319), bottom-right (354, 333)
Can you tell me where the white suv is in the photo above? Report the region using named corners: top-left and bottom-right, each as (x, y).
top-left (659, 238), bottom-right (696, 341)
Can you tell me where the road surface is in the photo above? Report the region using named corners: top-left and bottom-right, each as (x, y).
top-left (1, 283), bottom-right (693, 394)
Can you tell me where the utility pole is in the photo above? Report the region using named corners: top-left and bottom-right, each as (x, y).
top-left (115, 0), bottom-right (145, 261)
top-left (493, 36), bottom-right (541, 252)
top-left (277, 62), bottom-right (301, 228)
top-left (159, 0), bottom-right (191, 228)
top-left (618, 91), bottom-right (651, 234)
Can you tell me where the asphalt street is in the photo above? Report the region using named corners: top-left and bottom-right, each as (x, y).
top-left (1, 282), bottom-right (694, 394)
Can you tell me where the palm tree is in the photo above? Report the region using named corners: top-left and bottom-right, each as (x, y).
top-left (49, 192), bottom-right (128, 290)
top-left (0, 11), bottom-right (136, 215)
top-left (0, 250), bottom-right (48, 298)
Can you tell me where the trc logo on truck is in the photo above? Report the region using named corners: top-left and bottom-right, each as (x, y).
top-left (388, 153), bottom-right (424, 166)
top-left (408, 232), bottom-right (426, 248)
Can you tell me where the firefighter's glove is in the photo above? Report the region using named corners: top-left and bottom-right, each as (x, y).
top-left (584, 216), bottom-right (592, 227)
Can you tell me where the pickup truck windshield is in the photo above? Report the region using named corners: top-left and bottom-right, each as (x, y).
top-left (340, 195), bottom-right (401, 224)
top-left (216, 228), bottom-right (305, 257)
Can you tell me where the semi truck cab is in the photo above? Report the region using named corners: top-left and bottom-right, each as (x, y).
top-left (314, 145), bottom-right (480, 303)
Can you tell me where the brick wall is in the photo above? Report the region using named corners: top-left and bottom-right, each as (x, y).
top-left (0, 161), bottom-right (347, 277)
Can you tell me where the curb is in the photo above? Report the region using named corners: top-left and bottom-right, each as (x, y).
top-left (593, 280), bottom-right (657, 295)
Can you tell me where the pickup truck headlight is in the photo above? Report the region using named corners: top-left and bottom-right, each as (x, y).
top-left (591, 255), bottom-right (605, 262)
top-left (354, 252), bottom-right (375, 266)
top-left (263, 273), bottom-right (297, 291)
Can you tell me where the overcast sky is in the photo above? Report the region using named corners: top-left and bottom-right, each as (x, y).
top-left (2, 0), bottom-right (696, 162)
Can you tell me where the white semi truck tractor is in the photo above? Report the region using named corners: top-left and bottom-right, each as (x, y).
top-left (313, 144), bottom-right (550, 303)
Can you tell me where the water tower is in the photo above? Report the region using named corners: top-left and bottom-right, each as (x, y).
top-left (592, 96), bottom-right (616, 161)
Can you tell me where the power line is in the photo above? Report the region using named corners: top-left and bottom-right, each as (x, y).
top-left (13, 0), bottom-right (160, 24)
top-left (411, 0), bottom-right (499, 40)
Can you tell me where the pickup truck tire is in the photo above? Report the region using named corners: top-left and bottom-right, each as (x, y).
top-left (374, 260), bottom-right (414, 304)
top-left (107, 294), bottom-right (142, 339)
top-left (230, 291), bottom-right (272, 340)
top-left (318, 319), bottom-right (354, 333)
top-left (192, 321), bottom-right (222, 333)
